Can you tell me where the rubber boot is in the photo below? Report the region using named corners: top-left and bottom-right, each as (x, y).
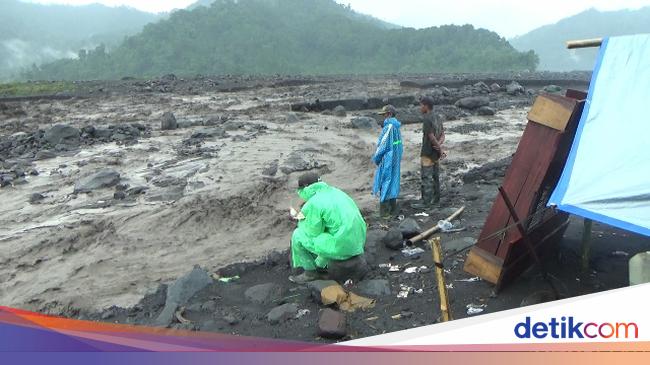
top-left (411, 165), bottom-right (435, 209)
top-left (432, 163), bottom-right (441, 205)
top-left (389, 199), bottom-right (398, 216)
top-left (379, 200), bottom-right (392, 220)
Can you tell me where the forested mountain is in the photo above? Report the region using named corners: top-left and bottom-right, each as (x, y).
top-left (0, 0), bottom-right (160, 80)
top-left (24, 0), bottom-right (538, 80)
top-left (510, 7), bottom-right (650, 71)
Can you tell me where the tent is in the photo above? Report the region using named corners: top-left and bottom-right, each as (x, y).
top-left (548, 34), bottom-right (650, 237)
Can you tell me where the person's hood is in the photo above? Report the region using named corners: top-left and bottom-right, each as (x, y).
top-left (384, 117), bottom-right (401, 129)
top-left (298, 181), bottom-right (329, 201)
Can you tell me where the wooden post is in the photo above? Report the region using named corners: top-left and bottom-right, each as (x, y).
top-left (566, 38), bottom-right (603, 49)
top-left (406, 206), bottom-right (465, 245)
top-left (581, 219), bottom-right (593, 272)
top-left (430, 236), bottom-right (452, 322)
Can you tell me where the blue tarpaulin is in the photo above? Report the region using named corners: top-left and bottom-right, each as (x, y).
top-left (548, 34), bottom-right (650, 236)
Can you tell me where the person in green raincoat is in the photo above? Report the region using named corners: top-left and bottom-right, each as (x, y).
top-left (289, 172), bottom-right (367, 284)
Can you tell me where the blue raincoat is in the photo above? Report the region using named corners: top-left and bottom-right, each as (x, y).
top-left (372, 117), bottom-right (403, 202)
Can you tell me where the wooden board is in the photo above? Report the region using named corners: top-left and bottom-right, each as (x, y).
top-left (527, 94), bottom-right (577, 131)
top-left (464, 92), bottom-right (585, 289)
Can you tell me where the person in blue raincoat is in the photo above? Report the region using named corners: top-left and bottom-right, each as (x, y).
top-left (372, 105), bottom-right (403, 218)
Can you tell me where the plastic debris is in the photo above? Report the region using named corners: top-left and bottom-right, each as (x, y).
top-left (444, 269), bottom-right (451, 274)
top-left (404, 266), bottom-right (429, 274)
top-left (397, 284), bottom-right (412, 298)
top-left (446, 283), bottom-right (454, 289)
top-left (380, 263), bottom-right (401, 272)
top-left (295, 309), bottom-right (310, 319)
top-left (391, 311), bottom-right (413, 320)
top-left (402, 247), bottom-right (425, 257)
top-left (218, 275), bottom-right (240, 283)
top-left (610, 251), bottom-right (629, 257)
top-left (414, 212), bottom-right (429, 217)
top-left (344, 279), bottom-right (354, 289)
top-left (366, 316), bottom-right (379, 321)
top-left (437, 220), bottom-right (466, 233)
top-left (290, 206), bottom-right (305, 221)
top-left (321, 284), bottom-right (375, 312)
top-left (456, 277), bottom-right (481, 282)
top-left (466, 303), bottom-right (487, 315)
top-left (413, 288), bottom-right (423, 294)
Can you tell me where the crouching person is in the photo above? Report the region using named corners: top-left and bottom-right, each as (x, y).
top-left (289, 172), bottom-right (367, 284)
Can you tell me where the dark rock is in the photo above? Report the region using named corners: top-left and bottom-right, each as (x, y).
top-left (74, 169), bottom-right (121, 193)
top-left (29, 193), bottom-right (45, 203)
top-left (477, 106), bottom-right (496, 116)
top-left (280, 151), bottom-right (319, 174)
top-left (333, 105), bottom-right (347, 117)
top-left (350, 116), bottom-right (377, 129)
top-left (28, 169), bottom-right (39, 176)
top-left (200, 300), bottom-right (218, 312)
top-left (506, 81), bottom-right (525, 95)
top-left (285, 113), bottom-right (300, 124)
top-left (161, 112), bottom-right (178, 130)
top-left (244, 283), bottom-right (285, 305)
top-left (306, 280), bottom-right (340, 302)
top-left (382, 228), bottom-right (404, 250)
top-left (363, 230), bottom-right (383, 266)
top-left (113, 191), bottom-right (127, 200)
top-left (12, 177), bottom-right (28, 185)
top-left (191, 128), bottom-right (227, 139)
top-left (35, 150), bottom-right (57, 160)
top-left (318, 308), bottom-right (346, 339)
top-left (154, 266), bottom-right (212, 327)
top-left (126, 186), bottom-right (148, 196)
top-left (82, 125), bottom-right (96, 135)
top-left (399, 218), bottom-right (421, 239)
top-left (473, 81), bottom-right (490, 93)
top-left (100, 308), bottom-right (115, 320)
top-left (462, 156), bottom-right (512, 183)
top-left (223, 314), bottom-right (239, 326)
top-left (455, 96), bottom-right (490, 110)
top-left (262, 160), bottom-right (279, 176)
top-left (489, 83), bottom-right (501, 92)
top-left (328, 255), bottom-right (368, 282)
top-left (94, 128), bottom-right (113, 139)
top-left (44, 124), bottom-right (80, 146)
top-left (267, 303), bottom-right (298, 324)
top-left (357, 279), bottom-right (391, 297)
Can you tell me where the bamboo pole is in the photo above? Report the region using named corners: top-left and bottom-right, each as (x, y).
top-left (566, 38), bottom-right (603, 49)
top-left (406, 206), bottom-right (465, 245)
top-left (430, 236), bottom-right (452, 322)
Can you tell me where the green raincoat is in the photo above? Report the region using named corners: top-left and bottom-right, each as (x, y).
top-left (291, 181), bottom-right (367, 271)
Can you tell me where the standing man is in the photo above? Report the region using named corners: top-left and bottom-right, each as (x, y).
top-left (412, 96), bottom-right (446, 209)
top-left (372, 105), bottom-right (403, 219)
top-left (289, 173), bottom-right (367, 284)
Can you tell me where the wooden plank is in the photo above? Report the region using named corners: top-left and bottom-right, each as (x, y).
top-left (463, 246), bottom-right (504, 285)
top-left (566, 38), bottom-right (603, 49)
top-left (528, 94), bottom-right (577, 131)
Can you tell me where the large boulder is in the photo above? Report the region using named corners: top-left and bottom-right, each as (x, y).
top-left (382, 228), bottom-right (404, 250)
top-left (244, 283), bottom-right (285, 305)
top-left (154, 266), bottom-right (212, 327)
top-left (477, 106), bottom-right (497, 116)
top-left (318, 309), bottom-right (346, 339)
top-left (333, 105), bottom-right (347, 117)
top-left (506, 81), bottom-right (525, 95)
top-left (399, 218), bottom-right (421, 239)
top-left (350, 116), bottom-right (377, 129)
top-left (267, 303), bottom-right (298, 324)
top-left (74, 169), bottom-right (120, 193)
top-left (161, 112), bottom-right (178, 130)
top-left (328, 255), bottom-right (368, 282)
top-left (357, 279), bottom-right (391, 297)
top-left (43, 124), bottom-right (80, 146)
top-left (455, 96), bottom-right (490, 110)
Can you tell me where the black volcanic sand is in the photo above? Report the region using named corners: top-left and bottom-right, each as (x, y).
top-left (82, 167), bottom-right (650, 343)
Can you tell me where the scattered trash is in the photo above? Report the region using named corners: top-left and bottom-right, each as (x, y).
top-left (397, 215), bottom-right (405, 221)
top-left (444, 269), bottom-right (451, 274)
top-left (437, 220), bottom-right (466, 233)
top-left (391, 311), bottom-right (413, 320)
top-left (456, 277), bottom-right (481, 282)
top-left (402, 247), bottom-right (425, 257)
top-left (344, 279), bottom-right (354, 289)
top-left (414, 212), bottom-right (429, 217)
top-left (466, 303), bottom-right (487, 315)
top-left (404, 266), bottom-right (428, 274)
top-left (380, 263), bottom-right (402, 272)
top-left (295, 309), bottom-right (310, 319)
top-left (397, 285), bottom-right (423, 298)
top-left (446, 283), bottom-right (454, 289)
top-left (365, 316), bottom-right (379, 321)
top-left (218, 275), bottom-right (240, 283)
top-left (321, 284), bottom-right (375, 312)
top-left (610, 251), bottom-right (629, 257)
top-left (211, 273), bottom-right (220, 280)
top-left (290, 207), bottom-right (305, 220)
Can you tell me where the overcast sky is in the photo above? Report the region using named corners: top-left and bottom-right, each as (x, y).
top-left (24, 0), bottom-right (650, 37)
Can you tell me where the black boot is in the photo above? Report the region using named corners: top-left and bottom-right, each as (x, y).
top-left (411, 165), bottom-right (435, 209)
